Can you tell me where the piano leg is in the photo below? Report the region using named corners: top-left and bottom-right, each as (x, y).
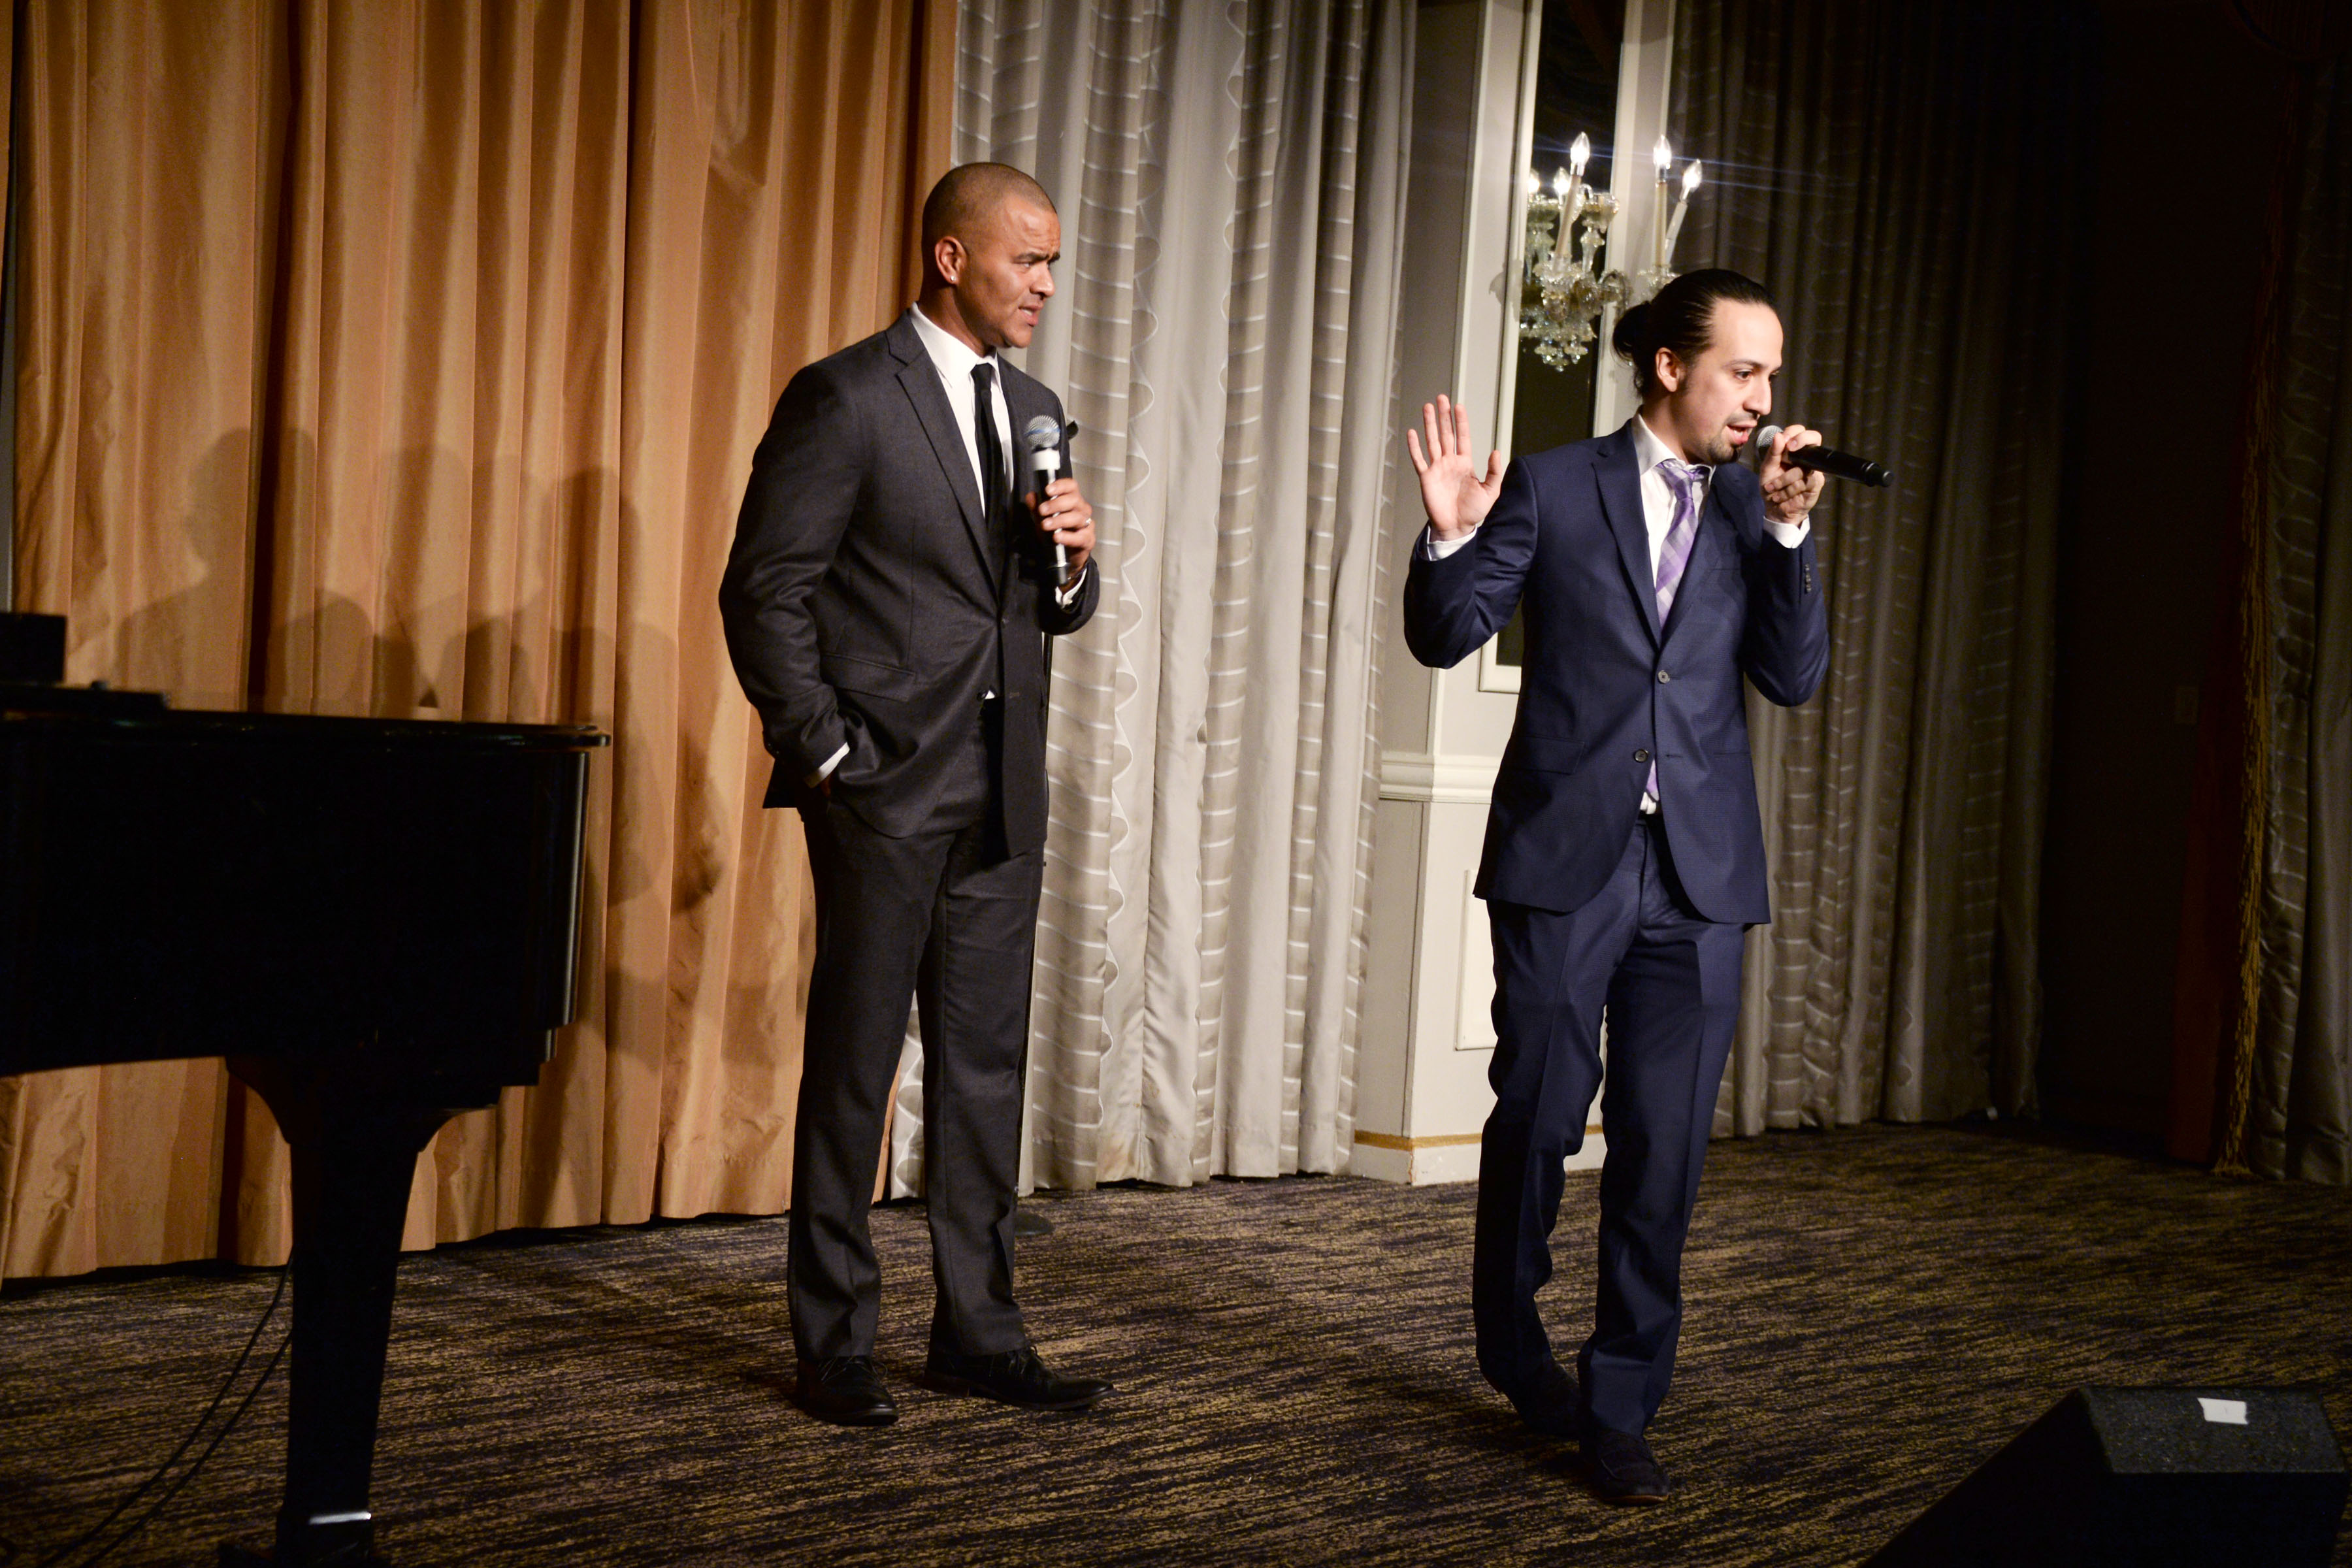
top-left (225, 1056), bottom-right (473, 1568)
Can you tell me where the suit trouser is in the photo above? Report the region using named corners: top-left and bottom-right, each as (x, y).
top-left (787, 721), bottom-right (1039, 1364)
top-left (1473, 813), bottom-right (1746, 1436)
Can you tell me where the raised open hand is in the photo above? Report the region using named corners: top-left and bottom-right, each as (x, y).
top-left (1405, 395), bottom-right (1505, 541)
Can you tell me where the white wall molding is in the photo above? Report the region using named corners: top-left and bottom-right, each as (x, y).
top-left (1352, 1131), bottom-right (1483, 1185)
top-left (1353, 1130), bottom-right (1608, 1185)
top-left (1477, 637), bottom-right (1524, 694)
top-left (1379, 749), bottom-right (1501, 804)
top-left (1454, 869), bottom-right (1498, 1051)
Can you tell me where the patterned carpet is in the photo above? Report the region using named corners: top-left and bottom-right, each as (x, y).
top-left (2, 1124), bottom-right (2347, 1566)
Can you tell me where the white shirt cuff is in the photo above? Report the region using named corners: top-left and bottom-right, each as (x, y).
top-left (1764, 517), bottom-right (1810, 547)
top-left (1421, 523), bottom-right (1477, 560)
top-left (808, 743), bottom-right (849, 787)
top-left (1054, 561), bottom-right (1088, 608)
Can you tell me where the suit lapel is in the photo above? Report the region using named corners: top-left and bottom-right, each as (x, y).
top-left (1595, 426), bottom-right (1661, 645)
top-left (1001, 372), bottom-right (1051, 471)
top-left (889, 316), bottom-right (1001, 594)
top-left (1001, 368), bottom-right (1064, 600)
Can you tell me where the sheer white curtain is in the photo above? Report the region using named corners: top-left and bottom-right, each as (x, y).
top-left (889, 0), bottom-right (1412, 1194)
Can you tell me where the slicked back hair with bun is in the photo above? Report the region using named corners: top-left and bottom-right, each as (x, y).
top-left (1610, 269), bottom-right (1779, 401)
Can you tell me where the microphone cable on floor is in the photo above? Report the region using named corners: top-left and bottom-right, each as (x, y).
top-left (34, 1263), bottom-right (291, 1568)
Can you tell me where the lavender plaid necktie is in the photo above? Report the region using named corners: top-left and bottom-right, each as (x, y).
top-left (1646, 459), bottom-right (1707, 804)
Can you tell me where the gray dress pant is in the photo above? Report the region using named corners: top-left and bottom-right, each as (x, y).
top-left (787, 709), bottom-right (1039, 1362)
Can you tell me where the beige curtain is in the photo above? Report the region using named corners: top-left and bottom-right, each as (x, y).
top-left (881, 0), bottom-right (1411, 1195)
top-left (1668, 1), bottom-right (2094, 1133)
top-left (1, 0), bottom-right (956, 1279)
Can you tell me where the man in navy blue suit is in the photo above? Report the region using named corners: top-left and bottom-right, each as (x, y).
top-left (1401, 269), bottom-right (1829, 1502)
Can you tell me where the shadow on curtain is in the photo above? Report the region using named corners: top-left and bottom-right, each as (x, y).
top-left (0, 0), bottom-right (956, 1279)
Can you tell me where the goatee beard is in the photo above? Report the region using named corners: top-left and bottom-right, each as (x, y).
top-left (1694, 430), bottom-right (1739, 466)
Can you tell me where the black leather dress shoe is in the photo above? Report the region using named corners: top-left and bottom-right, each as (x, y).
top-left (921, 1342), bottom-right (1111, 1411)
top-left (1582, 1428), bottom-right (1671, 1504)
top-left (794, 1355), bottom-right (898, 1426)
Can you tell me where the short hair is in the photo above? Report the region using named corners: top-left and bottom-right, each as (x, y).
top-left (1611, 269), bottom-right (1779, 400)
top-left (921, 163), bottom-right (1056, 253)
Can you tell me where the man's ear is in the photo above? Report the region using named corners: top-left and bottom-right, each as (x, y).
top-left (932, 236), bottom-right (966, 287)
top-left (1654, 346), bottom-right (1684, 395)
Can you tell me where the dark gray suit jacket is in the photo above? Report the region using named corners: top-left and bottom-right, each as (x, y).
top-left (720, 311), bottom-right (1098, 853)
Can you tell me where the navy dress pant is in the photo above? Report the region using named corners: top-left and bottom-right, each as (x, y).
top-left (1473, 813), bottom-right (1746, 1437)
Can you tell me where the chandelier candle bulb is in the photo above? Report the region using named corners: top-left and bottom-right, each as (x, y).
top-left (1652, 137), bottom-right (1673, 272)
top-left (1662, 161), bottom-right (1701, 270)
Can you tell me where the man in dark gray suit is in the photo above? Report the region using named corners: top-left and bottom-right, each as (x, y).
top-left (721, 163), bottom-right (1106, 1427)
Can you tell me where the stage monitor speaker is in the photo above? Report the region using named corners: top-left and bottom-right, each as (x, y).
top-left (1867, 1386), bottom-right (2347, 1567)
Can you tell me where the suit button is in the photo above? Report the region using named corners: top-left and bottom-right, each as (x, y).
top-left (1657, 670), bottom-right (1672, 683)
top-left (1633, 748), bottom-right (1650, 763)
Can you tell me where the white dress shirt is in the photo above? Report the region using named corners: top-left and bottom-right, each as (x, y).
top-left (1420, 416), bottom-right (1811, 813)
top-left (907, 302), bottom-right (1015, 510)
top-left (809, 306), bottom-right (1081, 785)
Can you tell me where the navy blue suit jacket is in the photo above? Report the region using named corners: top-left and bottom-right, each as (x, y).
top-left (1402, 421), bottom-right (1829, 924)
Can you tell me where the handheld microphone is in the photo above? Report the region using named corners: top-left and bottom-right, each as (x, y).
top-left (1756, 426), bottom-right (1893, 487)
top-left (1023, 415), bottom-right (1070, 576)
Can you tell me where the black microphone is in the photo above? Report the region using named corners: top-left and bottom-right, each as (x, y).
top-left (1023, 415), bottom-right (1070, 576)
top-left (1756, 425), bottom-right (1893, 487)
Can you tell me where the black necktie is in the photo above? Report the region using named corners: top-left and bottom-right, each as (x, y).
top-left (972, 362), bottom-right (1006, 526)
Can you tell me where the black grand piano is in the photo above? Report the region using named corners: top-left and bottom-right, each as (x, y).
top-left (0, 610), bottom-right (607, 1566)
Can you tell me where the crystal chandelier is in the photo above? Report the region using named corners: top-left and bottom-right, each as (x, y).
top-left (1520, 134), bottom-right (1703, 371)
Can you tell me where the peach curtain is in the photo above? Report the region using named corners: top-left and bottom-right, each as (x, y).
top-left (1, 0), bottom-right (955, 1278)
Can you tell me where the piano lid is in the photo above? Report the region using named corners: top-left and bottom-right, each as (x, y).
top-left (0, 681), bottom-right (169, 719)
top-left (0, 686), bottom-right (608, 749)
top-left (0, 615), bottom-right (608, 748)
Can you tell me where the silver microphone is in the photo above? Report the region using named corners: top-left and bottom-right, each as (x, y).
top-left (1022, 415), bottom-right (1070, 575)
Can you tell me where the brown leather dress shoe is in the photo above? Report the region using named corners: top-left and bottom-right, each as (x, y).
top-left (921, 1342), bottom-right (1111, 1411)
top-left (794, 1355), bottom-right (898, 1426)
top-left (1582, 1428), bottom-right (1672, 1504)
